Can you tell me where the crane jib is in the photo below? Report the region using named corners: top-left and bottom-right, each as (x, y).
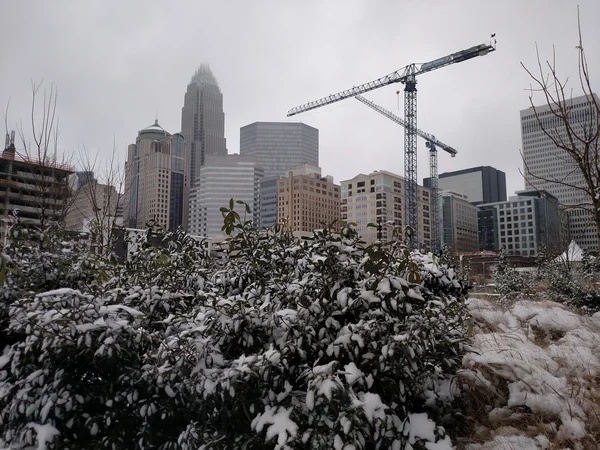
top-left (420, 44), bottom-right (493, 73)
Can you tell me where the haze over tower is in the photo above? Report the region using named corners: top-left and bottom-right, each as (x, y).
top-left (181, 64), bottom-right (227, 229)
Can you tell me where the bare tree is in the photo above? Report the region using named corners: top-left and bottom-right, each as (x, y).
top-left (520, 8), bottom-right (600, 247)
top-left (3, 81), bottom-right (77, 237)
top-left (66, 142), bottom-right (126, 254)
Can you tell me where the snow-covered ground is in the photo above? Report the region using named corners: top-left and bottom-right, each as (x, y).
top-left (460, 297), bottom-right (600, 449)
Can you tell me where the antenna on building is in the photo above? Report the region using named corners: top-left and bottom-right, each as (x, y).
top-left (4, 133), bottom-right (8, 150)
top-left (10, 130), bottom-right (15, 145)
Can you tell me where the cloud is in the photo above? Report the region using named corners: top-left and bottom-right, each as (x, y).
top-left (1, 0), bottom-right (598, 198)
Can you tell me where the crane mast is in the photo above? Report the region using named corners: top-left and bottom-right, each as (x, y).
top-left (355, 95), bottom-right (456, 252)
top-left (287, 38), bottom-right (496, 248)
top-left (426, 141), bottom-right (440, 252)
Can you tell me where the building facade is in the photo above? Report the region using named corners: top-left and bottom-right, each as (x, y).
top-left (0, 133), bottom-right (74, 242)
top-left (240, 122), bottom-right (319, 179)
top-left (181, 64), bottom-right (227, 228)
top-left (341, 171), bottom-right (432, 248)
top-left (521, 93), bottom-right (600, 251)
top-left (277, 164), bottom-right (340, 233)
top-left (258, 176), bottom-right (280, 228)
top-left (188, 154), bottom-right (263, 237)
top-left (477, 190), bottom-right (561, 257)
top-left (65, 177), bottom-right (119, 233)
top-left (123, 121), bottom-right (185, 232)
top-left (477, 205), bottom-right (499, 251)
top-left (440, 191), bottom-right (479, 254)
top-left (424, 166), bottom-right (506, 205)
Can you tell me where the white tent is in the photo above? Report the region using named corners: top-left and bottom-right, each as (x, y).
top-left (554, 240), bottom-right (585, 264)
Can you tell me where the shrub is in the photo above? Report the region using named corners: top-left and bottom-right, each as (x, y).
top-left (493, 248), bottom-right (531, 303)
top-left (0, 202), bottom-right (470, 449)
top-left (538, 259), bottom-right (600, 315)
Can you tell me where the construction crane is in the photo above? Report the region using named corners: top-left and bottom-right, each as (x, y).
top-left (288, 37), bottom-right (496, 248)
top-left (354, 95), bottom-right (456, 252)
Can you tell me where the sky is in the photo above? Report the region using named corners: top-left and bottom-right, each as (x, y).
top-left (1, 0), bottom-right (599, 197)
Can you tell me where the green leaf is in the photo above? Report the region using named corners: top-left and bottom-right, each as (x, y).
top-left (467, 319), bottom-right (474, 337)
top-left (229, 198), bottom-right (234, 209)
top-left (220, 207), bottom-right (229, 213)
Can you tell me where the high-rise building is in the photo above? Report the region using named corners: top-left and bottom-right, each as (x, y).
top-left (188, 154), bottom-right (263, 238)
top-left (477, 190), bottom-right (561, 257)
top-left (521, 93), bottom-right (600, 251)
top-left (277, 164), bottom-right (340, 233)
top-left (240, 122), bottom-right (319, 179)
top-left (181, 64), bottom-right (227, 228)
top-left (440, 191), bottom-right (479, 254)
top-left (424, 166), bottom-right (506, 205)
top-left (341, 171), bottom-right (432, 248)
top-left (123, 121), bottom-right (185, 231)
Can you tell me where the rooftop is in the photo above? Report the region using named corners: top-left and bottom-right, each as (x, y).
top-left (190, 64), bottom-right (219, 89)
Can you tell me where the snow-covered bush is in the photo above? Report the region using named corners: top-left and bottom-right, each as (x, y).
top-left (493, 248), bottom-right (530, 304)
top-left (537, 259), bottom-right (600, 315)
top-left (0, 202), bottom-right (470, 449)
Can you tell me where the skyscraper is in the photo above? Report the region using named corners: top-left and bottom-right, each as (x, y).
top-left (181, 64), bottom-right (227, 228)
top-left (123, 121), bottom-right (185, 231)
top-left (240, 122), bottom-right (319, 179)
top-left (521, 93), bottom-right (600, 251)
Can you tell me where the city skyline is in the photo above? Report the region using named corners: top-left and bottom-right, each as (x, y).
top-left (2, 1), bottom-right (599, 200)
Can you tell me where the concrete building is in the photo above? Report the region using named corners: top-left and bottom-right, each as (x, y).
top-left (477, 190), bottom-right (561, 257)
top-left (258, 176), bottom-right (280, 228)
top-left (189, 154), bottom-right (263, 237)
top-left (277, 164), bottom-right (340, 233)
top-left (123, 121), bottom-right (186, 232)
top-left (240, 122), bottom-right (319, 179)
top-left (521, 93), bottom-right (600, 251)
top-left (65, 174), bottom-right (119, 233)
top-left (341, 170), bottom-right (432, 248)
top-left (0, 132), bottom-right (74, 242)
top-left (181, 64), bottom-right (227, 228)
top-left (424, 166), bottom-right (506, 205)
top-left (440, 191), bottom-right (479, 254)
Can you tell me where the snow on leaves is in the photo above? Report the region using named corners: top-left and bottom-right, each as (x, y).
top-left (0, 217), bottom-right (469, 449)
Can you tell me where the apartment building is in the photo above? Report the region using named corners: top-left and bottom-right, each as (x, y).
top-left (477, 190), bottom-right (561, 257)
top-left (0, 132), bottom-right (73, 242)
top-left (521, 93), bottom-right (600, 250)
top-left (277, 164), bottom-right (340, 232)
top-left (123, 121), bottom-right (185, 231)
top-left (440, 191), bottom-right (479, 253)
top-left (341, 170), bottom-right (431, 248)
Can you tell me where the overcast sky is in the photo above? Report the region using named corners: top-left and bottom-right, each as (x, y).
top-left (1, 0), bottom-right (599, 197)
